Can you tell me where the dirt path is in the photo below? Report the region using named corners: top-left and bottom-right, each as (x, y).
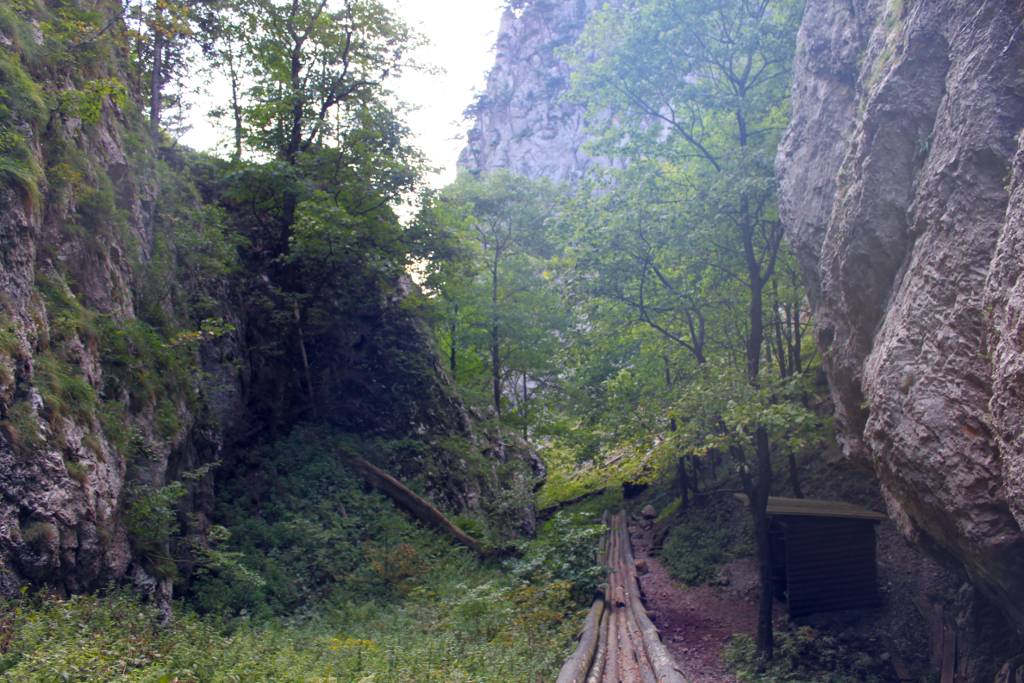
top-left (632, 531), bottom-right (759, 683)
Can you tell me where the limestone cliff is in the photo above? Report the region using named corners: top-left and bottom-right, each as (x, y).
top-left (458, 0), bottom-right (623, 181)
top-left (777, 0), bottom-right (1024, 632)
top-left (0, 3), bottom-right (540, 601)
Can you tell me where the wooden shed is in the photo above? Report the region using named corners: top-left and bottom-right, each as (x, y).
top-left (736, 495), bottom-right (888, 618)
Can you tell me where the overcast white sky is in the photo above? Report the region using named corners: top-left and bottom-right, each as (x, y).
top-left (179, 0), bottom-right (506, 189)
top-left (387, 0), bottom-right (506, 187)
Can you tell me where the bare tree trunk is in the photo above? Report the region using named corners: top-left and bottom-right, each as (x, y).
top-left (230, 59), bottom-right (244, 160)
top-left (678, 456), bottom-right (689, 511)
top-left (336, 452), bottom-right (486, 555)
top-left (788, 451), bottom-right (803, 498)
top-left (294, 306), bottom-right (316, 418)
top-left (149, 16), bottom-right (164, 138)
top-left (491, 325), bottom-right (501, 417)
top-left (748, 427), bottom-right (774, 661)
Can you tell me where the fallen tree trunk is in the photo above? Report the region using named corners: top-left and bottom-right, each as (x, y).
top-left (537, 487), bottom-right (609, 520)
top-left (334, 451), bottom-right (485, 556)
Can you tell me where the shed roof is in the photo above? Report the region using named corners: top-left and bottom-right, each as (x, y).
top-left (734, 495), bottom-right (888, 522)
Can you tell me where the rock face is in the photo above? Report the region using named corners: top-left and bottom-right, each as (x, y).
top-left (777, 0), bottom-right (1024, 631)
top-left (0, 103), bottom-right (176, 597)
top-left (0, 12), bottom-right (542, 598)
top-left (458, 0), bottom-right (623, 181)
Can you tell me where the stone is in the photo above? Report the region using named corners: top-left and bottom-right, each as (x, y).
top-left (458, 0), bottom-right (626, 182)
top-left (777, 0), bottom-right (1024, 632)
top-left (641, 505), bottom-right (657, 520)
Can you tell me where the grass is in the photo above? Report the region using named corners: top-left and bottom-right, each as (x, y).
top-left (0, 554), bottom-right (580, 683)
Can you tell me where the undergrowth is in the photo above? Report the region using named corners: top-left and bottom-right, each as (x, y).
top-left (659, 499), bottom-right (752, 586)
top-left (507, 511), bottom-right (606, 604)
top-left (725, 624), bottom-right (890, 683)
top-left (1, 431), bottom-right (590, 682)
top-left (0, 576), bottom-right (579, 682)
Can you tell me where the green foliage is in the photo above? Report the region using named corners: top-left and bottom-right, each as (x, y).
top-left (233, 0), bottom-right (417, 161)
top-left (421, 170), bottom-right (566, 431)
top-left (33, 352), bottom-right (97, 425)
top-left (74, 182), bottom-right (131, 241)
top-left (54, 78), bottom-right (127, 125)
top-left (0, 572), bottom-right (578, 683)
top-left (645, 362), bottom-right (824, 476)
top-left (660, 503), bottom-right (752, 586)
top-left (0, 45), bottom-right (45, 203)
top-left (506, 511), bottom-right (605, 604)
top-left (123, 480), bottom-right (185, 552)
top-left (725, 625), bottom-right (889, 683)
top-left (95, 313), bottom-right (197, 420)
top-left (535, 440), bottom-right (618, 508)
top-left (194, 433), bottom-right (449, 620)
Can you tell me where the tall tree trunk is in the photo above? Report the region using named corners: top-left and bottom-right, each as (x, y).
top-left (491, 325), bottom-right (501, 417)
top-left (230, 63), bottom-right (244, 160)
top-left (788, 451), bottom-right (803, 498)
top-left (521, 373), bottom-right (529, 439)
top-left (449, 303), bottom-right (458, 379)
top-left (792, 301), bottom-right (802, 375)
top-left (772, 279), bottom-right (788, 378)
top-left (740, 182), bottom-right (775, 662)
top-left (149, 16), bottom-right (164, 138)
top-left (491, 257), bottom-right (501, 418)
top-left (677, 455), bottom-right (689, 511)
top-left (294, 306), bottom-right (317, 418)
top-left (738, 427), bottom-right (774, 662)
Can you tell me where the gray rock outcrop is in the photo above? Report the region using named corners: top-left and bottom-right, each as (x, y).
top-left (458, 0), bottom-right (624, 181)
top-left (777, 0), bottom-right (1024, 631)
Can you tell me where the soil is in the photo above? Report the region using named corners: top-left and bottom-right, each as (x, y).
top-left (635, 550), bottom-right (758, 683)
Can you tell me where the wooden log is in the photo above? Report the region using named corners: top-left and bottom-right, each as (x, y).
top-left (556, 595), bottom-right (607, 683)
top-left (604, 603), bottom-right (620, 683)
top-left (932, 606), bottom-right (945, 671)
top-left (912, 597), bottom-right (943, 671)
top-left (615, 512), bottom-right (687, 683)
top-left (624, 599), bottom-right (658, 683)
top-left (891, 653), bottom-right (913, 680)
top-left (585, 602), bottom-right (610, 683)
top-left (617, 608), bottom-right (641, 683)
top-left (940, 629), bottom-right (957, 683)
top-left (335, 452), bottom-right (485, 555)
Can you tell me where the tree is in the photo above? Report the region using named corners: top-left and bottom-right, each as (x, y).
top-left (566, 0), bottom-right (804, 660)
top-left (124, 0), bottom-right (224, 138)
top-left (203, 0), bottom-right (425, 432)
top-left (423, 171), bottom-right (563, 432)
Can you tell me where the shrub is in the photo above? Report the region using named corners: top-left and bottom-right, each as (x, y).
top-left (193, 432), bottom-right (455, 620)
top-left (659, 501), bottom-right (752, 586)
top-left (725, 625), bottom-right (889, 683)
top-left (506, 511), bottom-right (605, 604)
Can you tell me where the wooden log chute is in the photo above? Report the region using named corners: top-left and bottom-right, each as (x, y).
top-left (334, 450), bottom-right (486, 556)
top-left (555, 510), bottom-right (687, 683)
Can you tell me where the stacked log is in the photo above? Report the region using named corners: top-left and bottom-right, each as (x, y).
top-left (556, 511), bottom-right (687, 683)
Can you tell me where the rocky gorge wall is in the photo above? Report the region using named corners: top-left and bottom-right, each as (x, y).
top-left (0, 4), bottom-right (542, 603)
top-left (458, 0), bottom-right (623, 181)
top-left (776, 0), bottom-right (1024, 635)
